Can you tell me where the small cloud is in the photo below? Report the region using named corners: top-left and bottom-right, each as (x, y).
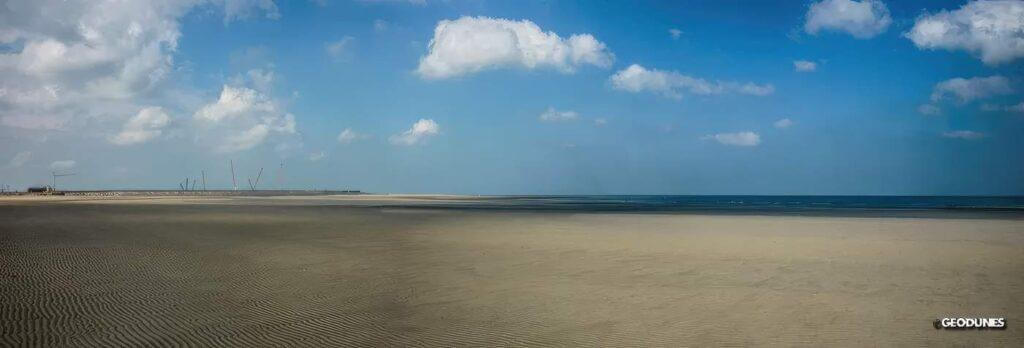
top-left (389, 119), bottom-right (439, 145)
top-left (793, 60), bottom-right (817, 72)
top-left (222, 0), bottom-right (281, 22)
top-left (804, 0), bottom-right (891, 39)
top-left (308, 151), bottom-right (326, 162)
top-left (325, 36), bottom-right (355, 61)
top-left (374, 19), bottom-right (389, 32)
top-left (9, 151), bottom-right (31, 168)
top-left (917, 104), bottom-right (942, 115)
top-left (539, 107), bottom-right (579, 122)
top-left (774, 118), bottom-right (794, 129)
top-left (358, 0), bottom-right (426, 5)
top-left (109, 107), bottom-right (171, 146)
top-left (668, 28), bottom-right (682, 40)
top-left (50, 160), bottom-right (76, 171)
top-left (702, 132), bottom-right (761, 146)
top-left (738, 83), bottom-right (775, 96)
top-left (593, 118), bottom-right (608, 126)
top-left (610, 64), bottom-right (774, 99)
top-left (562, 142), bottom-right (577, 149)
top-left (981, 102), bottom-right (1024, 113)
top-left (942, 130), bottom-right (985, 140)
top-left (337, 128), bottom-right (370, 144)
top-left (930, 76), bottom-right (1012, 104)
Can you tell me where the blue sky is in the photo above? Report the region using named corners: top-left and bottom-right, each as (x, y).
top-left (1, 0), bottom-right (1022, 195)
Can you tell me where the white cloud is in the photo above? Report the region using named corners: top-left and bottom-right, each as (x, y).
top-left (930, 76), bottom-right (1012, 104)
top-left (917, 104), bottom-right (942, 115)
top-left (307, 151), bottom-right (325, 162)
top-left (195, 85), bottom-right (276, 123)
top-left (738, 83), bottom-right (775, 96)
top-left (609, 64), bottom-right (774, 99)
top-left (9, 151), bottom-right (31, 168)
top-left (109, 107), bottom-right (171, 145)
top-left (594, 118), bottom-right (608, 126)
top-left (703, 132), bottom-right (761, 146)
top-left (221, 0), bottom-right (281, 22)
top-left (337, 128), bottom-right (370, 143)
top-left (193, 80), bottom-right (297, 153)
top-left (669, 28), bottom-right (682, 40)
top-left (943, 130), bottom-right (985, 140)
top-left (50, 160), bottom-right (76, 171)
top-left (804, 0), bottom-right (891, 39)
top-left (358, 0), bottom-right (426, 5)
top-left (981, 102), bottom-right (1024, 113)
top-left (325, 36), bottom-right (355, 61)
top-left (220, 124), bottom-right (270, 152)
top-left (374, 19), bottom-right (389, 32)
top-left (0, 0), bottom-right (280, 132)
top-left (416, 16), bottom-right (614, 79)
top-left (774, 118), bottom-right (794, 129)
top-left (246, 68), bottom-right (275, 93)
top-left (793, 60), bottom-right (817, 72)
top-left (389, 119), bottom-right (439, 145)
top-left (539, 107), bottom-right (579, 122)
top-left (610, 64), bottom-right (712, 99)
top-left (905, 1), bottom-right (1024, 65)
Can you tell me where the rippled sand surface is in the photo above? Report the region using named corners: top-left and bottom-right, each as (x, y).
top-left (1, 198), bottom-right (1022, 346)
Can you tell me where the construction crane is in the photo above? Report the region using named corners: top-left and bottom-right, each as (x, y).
top-left (230, 160), bottom-right (237, 191)
top-left (51, 171), bottom-right (76, 191)
top-left (275, 162), bottom-right (284, 190)
top-left (248, 167), bottom-right (263, 191)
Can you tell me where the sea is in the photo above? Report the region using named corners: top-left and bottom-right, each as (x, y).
top-left (398, 195), bottom-right (1024, 216)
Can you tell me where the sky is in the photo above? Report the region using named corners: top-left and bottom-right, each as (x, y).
top-left (1, 0), bottom-right (1023, 195)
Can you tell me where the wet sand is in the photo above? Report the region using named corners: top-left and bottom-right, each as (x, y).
top-left (1, 196), bottom-right (1022, 346)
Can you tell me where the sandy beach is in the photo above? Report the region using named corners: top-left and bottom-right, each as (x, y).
top-left (1, 195), bottom-right (1022, 346)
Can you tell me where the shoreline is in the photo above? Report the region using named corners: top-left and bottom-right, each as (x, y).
top-left (2, 194), bottom-right (1022, 219)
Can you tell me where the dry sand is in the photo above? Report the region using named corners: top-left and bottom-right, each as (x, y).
top-left (1, 196), bottom-right (1022, 346)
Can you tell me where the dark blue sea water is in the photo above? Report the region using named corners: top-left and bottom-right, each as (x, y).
top-left (428, 196), bottom-right (1024, 215)
top-left (555, 195), bottom-right (1024, 210)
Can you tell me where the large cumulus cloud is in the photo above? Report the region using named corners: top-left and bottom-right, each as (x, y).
top-left (416, 16), bottom-right (614, 79)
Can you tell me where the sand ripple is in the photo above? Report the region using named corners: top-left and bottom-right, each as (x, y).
top-left (2, 203), bottom-right (1022, 346)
